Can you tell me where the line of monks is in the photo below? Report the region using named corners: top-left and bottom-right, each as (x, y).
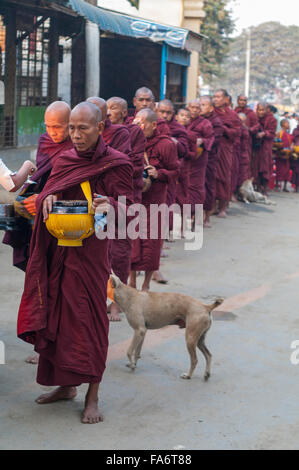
top-left (4, 87), bottom-right (299, 424)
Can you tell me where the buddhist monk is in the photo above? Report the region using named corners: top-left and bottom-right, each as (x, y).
top-left (87, 96), bottom-right (132, 322)
top-left (251, 102), bottom-right (277, 194)
top-left (235, 95), bottom-right (259, 141)
top-left (130, 108), bottom-right (179, 292)
top-left (127, 87), bottom-right (170, 136)
top-left (107, 97), bottom-right (145, 204)
top-left (3, 101), bottom-right (72, 272)
top-left (237, 113), bottom-right (252, 187)
top-left (17, 102), bottom-right (134, 424)
top-left (213, 89), bottom-right (241, 217)
top-left (199, 96), bottom-right (224, 228)
top-left (187, 99), bottom-right (214, 230)
top-left (291, 123), bottom-right (299, 192)
top-left (275, 119), bottom-right (292, 192)
top-left (155, 99), bottom-right (188, 283)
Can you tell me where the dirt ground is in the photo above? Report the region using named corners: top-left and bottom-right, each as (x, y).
top-left (1, 189), bottom-right (299, 450)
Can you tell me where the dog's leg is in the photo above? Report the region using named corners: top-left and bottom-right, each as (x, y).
top-left (181, 334), bottom-right (198, 380)
top-left (134, 330), bottom-right (147, 365)
top-left (197, 332), bottom-right (212, 381)
top-left (126, 327), bottom-right (146, 371)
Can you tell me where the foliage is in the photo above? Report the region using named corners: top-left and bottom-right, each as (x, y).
top-left (199, 0), bottom-right (235, 84)
top-left (127, 0), bottom-right (139, 8)
top-left (212, 22), bottom-right (299, 105)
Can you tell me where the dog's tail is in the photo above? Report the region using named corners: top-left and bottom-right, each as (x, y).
top-left (205, 298), bottom-right (224, 314)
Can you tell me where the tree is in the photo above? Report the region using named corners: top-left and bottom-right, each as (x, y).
top-left (199, 0), bottom-right (235, 85)
top-left (127, 0), bottom-right (139, 7)
top-left (213, 22), bottom-right (299, 106)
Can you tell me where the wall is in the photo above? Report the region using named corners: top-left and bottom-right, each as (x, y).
top-left (17, 106), bottom-right (46, 147)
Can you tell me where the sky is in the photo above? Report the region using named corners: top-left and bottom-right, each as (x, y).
top-left (228, 0), bottom-right (299, 35)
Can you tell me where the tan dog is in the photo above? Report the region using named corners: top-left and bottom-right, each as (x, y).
top-left (110, 275), bottom-right (223, 380)
top-left (238, 178), bottom-right (276, 205)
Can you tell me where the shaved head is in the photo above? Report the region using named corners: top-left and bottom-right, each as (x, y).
top-left (135, 87), bottom-right (155, 100)
top-left (188, 99), bottom-right (201, 119)
top-left (72, 101), bottom-right (102, 123)
top-left (107, 97), bottom-right (128, 111)
top-left (158, 99), bottom-right (174, 111)
top-left (133, 87), bottom-right (155, 112)
top-left (44, 100), bottom-right (71, 143)
top-left (69, 102), bottom-right (104, 153)
top-left (199, 95), bottom-right (214, 117)
top-left (157, 99), bottom-right (175, 122)
top-left (136, 108), bottom-right (157, 123)
top-left (107, 97), bottom-right (128, 125)
top-left (134, 108), bottom-right (157, 137)
top-left (86, 96), bottom-right (107, 121)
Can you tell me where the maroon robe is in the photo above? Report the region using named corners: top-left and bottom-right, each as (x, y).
top-left (275, 131), bottom-right (292, 182)
top-left (203, 111), bottom-right (224, 212)
top-left (214, 107), bottom-right (241, 201)
top-left (187, 116), bottom-right (215, 213)
top-left (127, 123), bottom-right (146, 204)
top-left (103, 119), bottom-right (131, 154)
top-left (131, 131), bottom-right (179, 272)
top-left (235, 106), bottom-right (259, 139)
top-left (291, 125), bottom-right (299, 187)
top-left (166, 117), bottom-right (188, 229)
top-left (238, 126), bottom-right (252, 186)
top-left (17, 137), bottom-right (134, 386)
top-left (103, 119), bottom-right (132, 284)
top-left (252, 112), bottom-right (277, 185)
top-left (2, 133), bottom-right (73, 271)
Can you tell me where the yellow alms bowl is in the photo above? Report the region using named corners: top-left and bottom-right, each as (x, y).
top-left (46, 202), bottom-right (95, 247)
top-left (294, 146), bottom-right (299, 155)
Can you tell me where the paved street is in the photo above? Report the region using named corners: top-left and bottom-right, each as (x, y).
top-left (1, 191), bottom-right (299, 450)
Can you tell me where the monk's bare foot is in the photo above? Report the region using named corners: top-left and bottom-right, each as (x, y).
top-left (81, 401), bottom-right (103, 424)
top-left (142, 286), bottom-right (150, 292)
top-left (152, 271), bottom-right (168, 284)
top-left (25, 353), bottom-right (39, 364)
top-left (108, 302), bottom-right (122, 322)
top-left (35, 386), bottom-right (77, 404)
top-left (231, 194), bottom-right (238, 202)
top-left (82, 385), bottom-right (103, 424)
top-left (161, 250), bottom-right (169, 258)
top-left (107, 303), bottom-right (111, 314)
top-left (218, 211), bottom-right (227, 218)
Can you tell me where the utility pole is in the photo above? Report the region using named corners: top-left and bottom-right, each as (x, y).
top-left (245, 27), bottom-right (251, 97)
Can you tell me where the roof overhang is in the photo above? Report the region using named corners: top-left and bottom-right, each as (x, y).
top-left (66, 0), bottom-right (204, 52)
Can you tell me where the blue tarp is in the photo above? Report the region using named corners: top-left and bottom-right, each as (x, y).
top-left (67, 0), bottom-right (190, 49)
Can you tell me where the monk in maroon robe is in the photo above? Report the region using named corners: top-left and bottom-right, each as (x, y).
top-left (237, 113), bottom-right (252, 186)
top-left (213, 89), bottom-right (242, 217)
top-left (17, 102), bottom-right (134, 424)
top-left (199, 96), bottom-right (224, 228)
top-left (130, 109), bottom-right (179, 292)
top-left (107, 97), bottom-right (145, 204)
top-left (235, 95), bottom-right (259, 145)
top-left (187, 99), bottom-right (214, 229)
top-left (251, 103), bottom-right (277, 194)
top-left (275, 119), bottom-right (292, 191)
top-left (87, 97), bottom-right (132, 322)
top-left (175, 108), bottom-right (194, 211)
top-left (3, 101), bottom-right (72, 272)
top-left (291, 124), bottom-right (299, 192)
top-left (126, 87), bottom-right (170, 136)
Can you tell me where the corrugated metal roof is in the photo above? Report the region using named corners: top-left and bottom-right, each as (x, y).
top-left (66, 0), bottom-right (203, 51)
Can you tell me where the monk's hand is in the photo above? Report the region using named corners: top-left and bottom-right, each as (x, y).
top-left (257, 132), bottom-right (265, 139)
top-left (23, 194), bottom-right (38, 216)
top-left (92, 194), bottom-right (110, 214)
top-left (145, 165), bottom-right (158, 179)
top-left (197, 138), bottom-right (203, 147)
top-left (43, 195), bottom-right (57, 222)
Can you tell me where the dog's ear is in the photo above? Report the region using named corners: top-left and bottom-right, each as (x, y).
top-left (110, 274), bottom-right (120, 289)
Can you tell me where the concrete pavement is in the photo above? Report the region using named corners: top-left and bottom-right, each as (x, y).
top-left (1, 191), bottom-right (299, 449)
